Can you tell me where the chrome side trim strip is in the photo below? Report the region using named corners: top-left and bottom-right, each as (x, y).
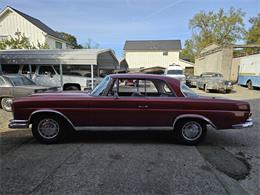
top-left (74, 126), bottom-right (173, 131)
top-left (172, 114), bottom-right (217, 129)
top-left (28, 109), bottom-right (75, 129)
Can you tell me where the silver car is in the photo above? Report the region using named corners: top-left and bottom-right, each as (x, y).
top-left (197, 72), bottom-right (233, 93)
top-left (0, 74), bottom-right (58, 111)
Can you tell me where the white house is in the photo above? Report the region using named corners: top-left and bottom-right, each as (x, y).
top-left (0, 6), bottom-right (71, 49)
top-left (123, 40), bottom-right (194, 71)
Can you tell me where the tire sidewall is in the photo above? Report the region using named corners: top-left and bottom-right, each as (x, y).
top-left (174, 119), bottom-right (207, 145)
top-left (32, 115), bottom-right (66, 144)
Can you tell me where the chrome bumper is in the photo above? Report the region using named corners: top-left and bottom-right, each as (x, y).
top-left (9, 120), bottom-right (29, 129)
top-left (232, 118), bottom-right (253, 129)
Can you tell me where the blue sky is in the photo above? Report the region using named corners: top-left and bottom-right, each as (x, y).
top-left (1, 0), bottom-right (259, 57)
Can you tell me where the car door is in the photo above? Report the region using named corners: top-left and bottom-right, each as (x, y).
top-left (0, 77), bottom-right (13, 97)
top-left (144, 79), bottom-right (181, 127)
top-left (75, 78), bottom-right (151, 127)
top-left (33, 65), bottom-right (59, 87)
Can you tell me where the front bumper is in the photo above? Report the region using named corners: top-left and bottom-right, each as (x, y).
top-left (232, 118), bottom-right (253, 129)
top-left (9, 120), bottom-right (29, 129)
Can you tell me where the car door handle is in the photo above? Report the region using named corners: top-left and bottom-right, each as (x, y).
top-left (138, 105), bottom-right (149, 108)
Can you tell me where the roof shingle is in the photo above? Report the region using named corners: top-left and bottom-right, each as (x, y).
top-left (124, 40), bottom-right (181, 51)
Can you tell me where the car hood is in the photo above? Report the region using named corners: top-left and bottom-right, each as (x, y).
top-left (30, 90), bottom-right (90, 97)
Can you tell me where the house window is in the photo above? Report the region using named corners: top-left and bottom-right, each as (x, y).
top-left (163, 51), bottom-right (168, 56)
top-left (55, 41), bottom-right (62, 49)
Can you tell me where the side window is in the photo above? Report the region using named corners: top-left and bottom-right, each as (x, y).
top-left (1, 64), bottom-right (19, 74)
top-left (39, 66), bottom-right (55, 75)
top-left (110, 79), bottom-right (175, 97)
top-left (22, 65), bottom-right (36, 74)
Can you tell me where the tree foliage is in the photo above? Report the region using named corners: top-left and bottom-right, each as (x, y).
top-left (246, 13), bottom-right (260, 44)
top-left (0, 32), bottom-right (49, 49)
top-left (181, 8), bottom-right (246, 61)
top-left (59, 32), bottom-right (83, 48)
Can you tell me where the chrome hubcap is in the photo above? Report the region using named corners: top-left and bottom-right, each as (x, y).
top-left (182, 121), bottom-right (202, 141)
top-left (37, 119), bottom-right (59, 139)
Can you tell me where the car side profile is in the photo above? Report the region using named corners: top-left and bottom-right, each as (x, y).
top-left (197, 72), bottom-right (233, 93)
top-left (9, 74), bottom-right (253, 145)
top-left (0, 74), bottom-right (58, 111)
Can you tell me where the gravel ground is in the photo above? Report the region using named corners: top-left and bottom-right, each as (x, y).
top-left (0, 85), bottom-right (259, 194)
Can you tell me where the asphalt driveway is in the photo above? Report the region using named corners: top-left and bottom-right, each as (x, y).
top-left (0, 85), bottom-right (259, 195)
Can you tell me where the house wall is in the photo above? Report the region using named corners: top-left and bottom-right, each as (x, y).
top-left (0, 9), bottom-right (69, 49)
top-left (46, 36), bottom-right (68, 49)
top-left (0, 9), bottom-right (45, 47)
top-left (125, 50), bottom-right (180, 69)
top-left (195, 47), bottom-right (233, 80)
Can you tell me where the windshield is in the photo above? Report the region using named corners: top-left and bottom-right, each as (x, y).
top-left (181, 83), bottom-right (198, 97)
top-left (7, 76), bottom-right (36, 86)
top-left (90, 75), bottom-right (110, 96)
top-left (167, 70), bottom-right (183, 75)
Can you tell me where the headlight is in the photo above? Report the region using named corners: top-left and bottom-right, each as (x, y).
top-left (238, 104), bottom-right (248, 110)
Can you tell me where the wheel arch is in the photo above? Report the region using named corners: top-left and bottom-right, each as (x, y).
top-left (173, 114), bottom-right (217, 129)
top-left (28, 110), bottom-right (75, 129)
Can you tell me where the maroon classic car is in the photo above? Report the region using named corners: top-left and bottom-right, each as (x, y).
top-left (9, 74), bottom-right (253, 145)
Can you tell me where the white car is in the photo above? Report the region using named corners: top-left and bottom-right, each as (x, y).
top-left (164, 65), bottom-right (186, 82)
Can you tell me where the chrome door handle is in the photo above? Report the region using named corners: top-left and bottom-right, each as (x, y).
top-left (138, 105), bottom-right (149, 108)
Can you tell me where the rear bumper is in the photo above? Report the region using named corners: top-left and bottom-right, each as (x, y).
top-left (9, 120), bottom-right (29, 129)
top-left (232, 118), bottom-right (253, 129)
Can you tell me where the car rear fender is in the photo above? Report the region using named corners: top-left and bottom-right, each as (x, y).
top-left (173, 114), bottom-right (217, 129)
top-left (28, 109), bottom-right (75, 129)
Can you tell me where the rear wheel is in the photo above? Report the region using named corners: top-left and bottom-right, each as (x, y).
top-left (1, 97), bottom-right (13, 112)
top-left (174, 119), bottom-right (207, 145)
top-left (32, 115), bottom-right (68, 144)
top-left (247, 80), bottom-right (253, 90)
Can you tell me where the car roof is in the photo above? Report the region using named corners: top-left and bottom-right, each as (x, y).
top-left (110, 73), bottom-right (177, 80)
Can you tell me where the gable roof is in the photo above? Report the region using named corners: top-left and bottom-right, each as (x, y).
top-left (124, 40), bottom-right (181, 51)
top-left (1, 6), bottom-right (67, 43)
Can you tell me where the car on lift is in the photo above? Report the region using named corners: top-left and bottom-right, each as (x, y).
top-left (0, 74), bottom-right (58, 111)
top-left (9, 74), bottom-right (253, 145)
top-left (197, 72), bottom-right (233, 93)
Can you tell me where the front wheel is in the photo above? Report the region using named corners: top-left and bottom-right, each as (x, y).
top-left (32, 115), bottom-right (68, 144)
top-left (174, 119), bottom-right (207, 145)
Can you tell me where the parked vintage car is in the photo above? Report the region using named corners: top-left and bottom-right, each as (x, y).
top-left (9, 74), bottom-right (253, 145)
top-left (197, 72), bottom-right (233, 93)
top-left (0, 74), bottom-right (58, 111)
top-left (186, 75), bottom-right (200, 87)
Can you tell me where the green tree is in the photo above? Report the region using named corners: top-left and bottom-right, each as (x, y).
top-left (0, 32), bottom-right (49, 49)
top-left (180, 8), bottom-right (246, 61)
top-left (59, 32), bottom-right (83, 48)
top-left (246, 13), bottom-right (260, 44)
